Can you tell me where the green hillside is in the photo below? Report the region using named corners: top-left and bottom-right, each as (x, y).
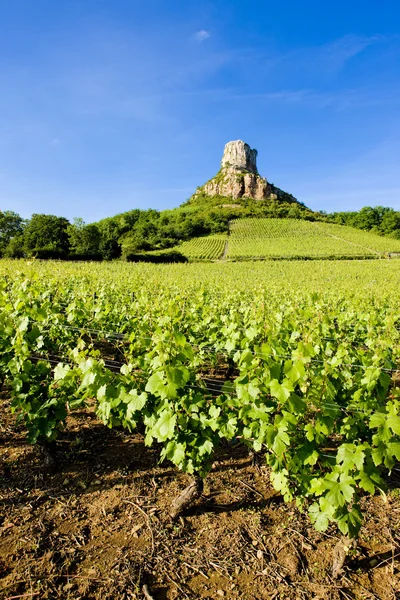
top-left (170, 218), bottom-right (400, 261)
top-left (170, 233), bottom-right (227, 260)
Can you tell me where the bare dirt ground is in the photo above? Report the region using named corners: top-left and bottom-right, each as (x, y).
top-left (1, 396), bottom-right (400, 600)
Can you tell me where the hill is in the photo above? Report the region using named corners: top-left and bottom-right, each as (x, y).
top-left (96, 140), bottom-right (316, 260)
top-left (164, 217), bottom-right (400, 261)
top-left (97, 141), bottom-right (399, 262)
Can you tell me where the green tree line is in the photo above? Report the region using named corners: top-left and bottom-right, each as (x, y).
top-left (1, 202), bottom-right (399, 261)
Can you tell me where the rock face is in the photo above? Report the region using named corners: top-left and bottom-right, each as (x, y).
top-left (198, 140), bottom-right (295, 202)
top-left (221, 140), bottom-right (258, 173)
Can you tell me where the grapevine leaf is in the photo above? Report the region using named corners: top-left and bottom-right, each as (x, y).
top-left (336, 444), bottom-right (365, 472)
top-left (125, 392), bottom-right (147, 417)
top-left (286, 361), bottom-right (306, 383)
top-left (151, 410), bottom-right (176, 442)
top-left (303, 449), bottom-right (319, 466)
top-left (387, 442), bottom-right (400, 460)
top-left (165, 365), bottom-right (190, 389)
top-left (163, 441), bottom-right (186, 466)
top-left (54, 363), bottom-right (70, 381)
top-left (339, 474), bottom-right (356, 503)
top-left (369, 413), bottom-right (387, 429)
top-left (305, 424), bottom-right (315, 442)
top-left (308, 502), bottom-right (330, 532)
top-left (288, 393), bottom-right (306, 414)
top-left (371, 444), bottom-right (385, 466)
top-left (387, 415), bottom-right (400, 435)
top-left (197, 438), bottom-right (214, 457)
top-left (80, 370), bottom-right (96, 389)
top-left (270, 379), bottom-right (291, 403)
top-left (336, 504), bottom-right (362, 537)
top-left (270, 470), bottom-right (290, 495)
top-left (358, 470), bottom-right (375, 494)
top-left (17, 316), bottom-right (29, 333)
top-left (324, 474), bottom-right (355, 507)
top-left (145, 372), bottom-right (166, 397)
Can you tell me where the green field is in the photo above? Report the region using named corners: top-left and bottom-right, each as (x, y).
top-left (166, 218), bottom-right (400, 260)
top-left (227, 217), bottom-right (400, 259)
top-left (172, 233), bottom-right (227, 259)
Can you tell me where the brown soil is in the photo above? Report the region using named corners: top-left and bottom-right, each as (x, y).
top-left (1, 397), bottom-right (400, 600)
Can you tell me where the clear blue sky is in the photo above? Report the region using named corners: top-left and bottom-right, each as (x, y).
top-left (0, 0), bottom-right (399, 222)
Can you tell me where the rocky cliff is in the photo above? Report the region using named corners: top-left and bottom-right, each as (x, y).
top-left (196, 140), bottom-right (296, 203)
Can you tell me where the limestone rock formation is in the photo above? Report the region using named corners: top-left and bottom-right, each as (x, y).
top-left (221, 140), bottom-right (258, 173)
top-left (196, 140), bottom-right (296, 203)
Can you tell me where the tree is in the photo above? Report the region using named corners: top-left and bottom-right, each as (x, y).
top-left (23, 214), bottom-right (70, 258)
top-left (68, 218), bottom-right (101, 257)
top-left (0, 210), bottom-right (24, 254)
top-left (4, 236), bottom-right (25, 258)
top-left (380, 210), bottom-right (400, 235)
top-left (97, 221), bottom-right (121, 260)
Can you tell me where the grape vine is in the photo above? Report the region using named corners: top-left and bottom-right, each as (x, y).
top-left (1, 261), bottom-right (400, 545)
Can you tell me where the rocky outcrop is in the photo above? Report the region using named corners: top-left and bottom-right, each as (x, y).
top-left (221, 140), bottom-right (258, 173)
top-left (197, 140), bottom-right (295, 203)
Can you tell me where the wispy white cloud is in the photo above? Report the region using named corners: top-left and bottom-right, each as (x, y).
top-left (262, 34), bottom-right (386, 78)
top-left (171, 86), bottom-right (396, 111)
top-left (315, 34), bottom-right (383, 73)
top-left (193, 30), bottom-right (210, 42)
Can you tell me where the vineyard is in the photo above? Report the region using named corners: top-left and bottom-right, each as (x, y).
top-left (171, 218), bottom-right (400, 261)
top-left (171, 234), bottom-right (227, 260)
top-left (1, 258), bottom-right (400, 599)
top-left (227, 218), bottom-right (400, 259)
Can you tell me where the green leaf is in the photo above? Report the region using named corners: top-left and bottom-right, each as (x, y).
top-left (371, 444), bottom-right (385, 466)
top-left (145, 372), bottom-right (167, 397)
top-left (308, 477), bottom-right (326, 496)
top-left (80, 370), bottom-right (96, 389)
top-left (369, 412), bottom-right (387, 429)
top-left (17, 316), bottom-right (29, 333)
top-left (151, 410), bottom-right (176, 442)
top-left (54, 363), bottom-right (70, 381)
top-left (387, 442), bottom-right (400, 460)
top-left (303, 449), bottom-right (319, 466)
top-left (308, 502), bottom-right (330, 532)
top-left (361, 367), bottom-right (380, 387)
top-left (197, 438), bottom-right (214, 457)
top-left (165, 365), bottom-right (190, 389)
top-left (288, 393), bottom-right (306, 414)
top-left (125, 391), bottom-right (147, 418)
top-left (339, 474), bottom-right (356, 503)
top-left (163, 441), bottom-right (186, 466)
top-left (270, 379), bottom-right (291, 403)
top-left (248, 381), bottom-right (260, 399)
top-left (324, 474), bottom-right (355, 508)
top-left (272, 428), bottom-right (290, 456)
top-left (286, 361), bottom-right (306, 383)
top-left (358, 470), bottom-right (375, 494)
top-left (219, 417), bottom-right (237, 439)
top-left (96, 384), bottom-right (107, 401)
top-left (225, 339), bottom-right (236, 353)
top-left (270, 469), bottom-right (290, 495)
top-left (387, 415), bottom-right (400, 435)
top-left (305, 423), bottom-right (315, 442)
top-left (336, 504), bottom-right (362, 537)
top-left (336, 444), bottom-right (365, 472)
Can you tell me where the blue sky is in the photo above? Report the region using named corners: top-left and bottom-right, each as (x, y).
top-left (0, 0), bottom-right (399, 222)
